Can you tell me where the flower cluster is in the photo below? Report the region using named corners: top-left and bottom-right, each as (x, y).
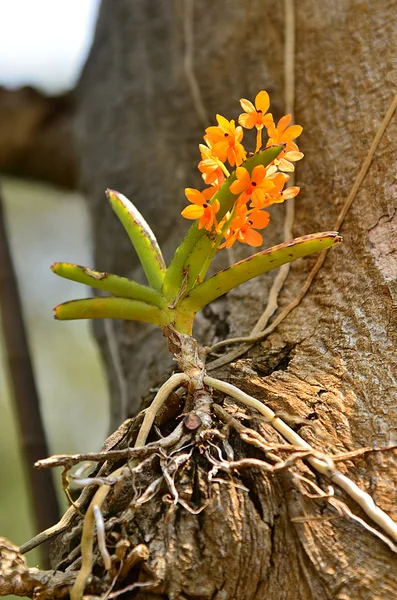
top-left (181, 91), bottom-right (303, 248)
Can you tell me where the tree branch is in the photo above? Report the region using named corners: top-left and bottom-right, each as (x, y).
top-left (0, 86), bottom-right (77, 189)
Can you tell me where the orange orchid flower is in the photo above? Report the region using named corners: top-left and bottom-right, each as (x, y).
top-left (280, 185), bottom-right (301, 200)
top-left (239, 90), bottom-right (274, 152)
top-left (256, 170), bottom-right (300, 206)
top-left (276, 151), bottom-right (304, 172)
top-left (198, 144), bottom-right (227, 186)
top-left (229, 165), bottom-right (275, 208)
top-left (239, 91), bottom-right (273, 130)
top-left (272, 141), bottom-right (304, 173)
top-left (221, 205), bottom-right (270, 248)
top-left (204, 115), bottom-right (247, 167)
top-left (181, 188), bottom-right (220, 231)
top-left (182, 92), bottom-right (304, 249)
top-left (266, 116), bottom-right (303, 172)
top-left (266, 114), bottom-right (303, 147)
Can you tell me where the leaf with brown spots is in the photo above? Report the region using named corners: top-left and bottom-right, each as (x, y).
top-left (181, 231), bottom-right (342, 311)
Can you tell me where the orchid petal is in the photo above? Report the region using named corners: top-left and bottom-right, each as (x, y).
top-left (255, 90), bottom-right (270, 113)
top-left (238, 113), bottom-right (256, 129)
top-left (181, 205), bottom-right (205, 219)
top-left (216, 114), bottom-right (232, 131)
top-left (240, 98), bottom-right (256, 114)
top-left (251, 165), bottom-right (266, 182)
top-left (284, 151), bottom-right (304, 161)
top-left (277, 114), bottom-right (292, 132)
top-left (284, 125), bottom-right (303, 139)
top-left (242, 229), bottom-right (263, 247)
top-left (185, 188), bottom-right (206, 206)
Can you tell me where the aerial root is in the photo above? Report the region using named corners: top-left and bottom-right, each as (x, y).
top-left (10, 371), bottom-right (397, 600)
top-left (208, 378), bottom-right (397, 548)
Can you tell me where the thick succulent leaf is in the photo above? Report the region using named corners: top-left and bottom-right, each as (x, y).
top-left (54, 296), bottom-right (169, 325)
top-left (181, 231), bottom-right (342, 311)
top-left (162, 145), bottom-right (284, 300)
top-left (106, 189), bottom-right (166, 291)
top-left (51, 263), bottom-right (166, 308)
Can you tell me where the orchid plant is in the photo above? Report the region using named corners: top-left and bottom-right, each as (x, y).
top-left (36, 93), bottom-right (397, 600)
top-left (52, 91), bottom-right (341, 339)
top-left (19, 93), bottom-right (397, 600)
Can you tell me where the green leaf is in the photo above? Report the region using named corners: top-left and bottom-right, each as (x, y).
top-left (162, 145), bottom-right (284, 300)
top-left (181, 231), bottom-right (342, 312)
top-left (51, 263), bottom-right (166, 308)
top-left (54, 297), bottom-right (170, 326)
top-left (106, 189), bottom-right (166, 291)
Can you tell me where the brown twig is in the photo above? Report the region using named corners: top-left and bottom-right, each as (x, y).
top-left (0, 536), bottom-right (74, 598)
top-left (34, 437), bottom-right (178, 470)
top-left (332, 445), bottom-right (397, 463)
top-left (0, 185), bottom-right (60, 565)
top-left (183, 0), bottom-right (209, 126)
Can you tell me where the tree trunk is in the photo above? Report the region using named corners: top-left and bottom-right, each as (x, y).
top-left (63, 1), bottom-right (396, 598)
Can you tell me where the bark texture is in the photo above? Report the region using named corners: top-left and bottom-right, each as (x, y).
top-left (67, 0), bottom-right (397, 598)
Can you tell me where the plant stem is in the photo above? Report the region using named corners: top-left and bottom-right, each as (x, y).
top-left (173, 309), bottom-right (195, 336)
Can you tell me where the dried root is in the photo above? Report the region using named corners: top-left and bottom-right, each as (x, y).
top-left (3, 338), bottom-right (397, 599)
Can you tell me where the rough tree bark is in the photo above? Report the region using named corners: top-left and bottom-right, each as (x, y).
top-left (3, 1), bottom-right (395, 599)
top-left (62, 0), bottom-right (397, 598)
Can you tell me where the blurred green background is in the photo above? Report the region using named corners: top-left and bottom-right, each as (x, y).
top-left (0, 0), bottom-right (108, 576)
top-left (0, 177), bottom-right (109, 566)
